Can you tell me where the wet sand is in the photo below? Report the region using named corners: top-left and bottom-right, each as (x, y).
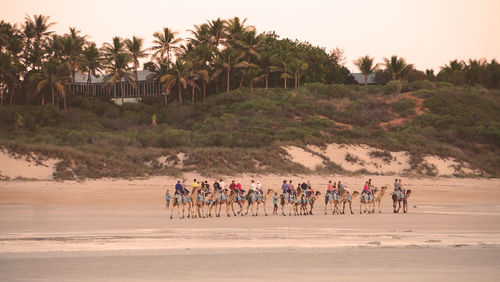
top-left (1, 175), bottom-right (499, 281)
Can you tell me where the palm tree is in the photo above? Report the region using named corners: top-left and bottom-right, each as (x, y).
top-left (101, 36), bottom-right (125, 61)
top-left (214, 48), bottom-right (244, 92)
top-left (30, 57), bottom-right (68, 110)
top-left (383, 55), bottom-right (412, 81)
top-left (151, 27), bottom-right (182, 66)
top-left (438, 59), bottom-right (465, 86)
top-left (59, 30), bottom-right (86, 87)
top-left (258, 52), bottom-right (278, 89)
top-left (21, 14), bottom-right (55, 70)
top-left (0, 52), bottom-right (21, 106)
top-left (103, 52), bottom-right (136, 105)
top-left (276, 53), bottom-right (293, 88)
top-left (289, 59), bottom-right (308, 89)
top-left (207, 18), bottom-right (226, 49)
top-left (125, 36), bottom-right (148, 97)
top-left (81, 43), bottom-right (103, 97)
top-left (225, 17), bottom-right (248, 45)
top-left (159, 59), bottom-right (195, 106)
top-left (188, 23), bottom-right (212, 46)
top-left (353, 55), bottom-right (378, 85)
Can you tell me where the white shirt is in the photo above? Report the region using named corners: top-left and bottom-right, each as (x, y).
top-left (220, 181), bottom-right (226, 189)
top-left (249, 182), bottom-right (257, 191)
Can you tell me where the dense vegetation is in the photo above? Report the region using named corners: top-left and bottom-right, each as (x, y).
top-left (1, 15), bottom-right (499, 179)
top-left (1, 82), bottom-right (498, 179)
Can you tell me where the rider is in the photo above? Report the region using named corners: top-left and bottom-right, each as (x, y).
top-left (289, 180), bottom-right (296, 198)
top-left (236, 181), bottom-right (244, 196)
top-left (182, 180), bottom-right (189, 196)
top-left (229, 180), bottom-right (237, 194)
top-left (213, 179), bottom-right (221, 192)
top-left (192, 179), bottom-right (199, 193)
top-left (256, 180), bottom-right (263, 195)
top-left (282, 180), bottom-right (290, 194)
top-left (175, 180), bottom-right (185, 202)
top-left (327, 181), bottom-right (334, 193)
top-left (249, 180), bottom-right (257, 195)
top-left (220, 179), bottom-right (227, 193)
top-left (362, 181), bottom-right (372, 197)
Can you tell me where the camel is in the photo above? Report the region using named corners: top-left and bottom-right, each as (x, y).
top-left (301, 191), bottom-right (321, 215)
top-left (392, 189), bottom-right (412, 213)
top-left (169, 193), bottom-right (191, 219)
top-left (194, 192), bottom-right (213, 218)
top-left (280, 189), bottom-right (301, 216)
top-left (374, 186), bottom-right (387, 213)
top-left (359, 186), bottom-right (387, 214)
top-left (340, 190), bottom-right (359, 214)
top-left (245, 189), bottom-right (274, 216)
top-left (208, 190), bottom-right (231, 217)
top-left (228, 190), bottom-right (247, 216)
top-left (324, 191), bottom-right (341, 215)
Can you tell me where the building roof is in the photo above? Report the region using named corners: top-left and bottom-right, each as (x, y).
top-left (351, 73), bottom-right (376, 84)
top-left (73, 70), bottom-right (155, 84)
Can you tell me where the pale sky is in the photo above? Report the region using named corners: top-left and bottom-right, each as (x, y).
top-left (2, 0), bottom-right (499, 72)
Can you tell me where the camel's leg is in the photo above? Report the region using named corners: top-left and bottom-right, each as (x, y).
top-left (231, 203), bottom-right (237, 216)
top-left (281, 204), bottom-right (286, 216)
top-left (170, 203), bottom-right (175, 219)
top-left (264, 201), bottom-right (268, 216)
top-left (255, 202), bottom-right (260, 216)
top-left (360, 202), bottom-right (363, 214)
top-left (240, 203), bottom-right (245, 216)
top-left (245, 201), bottom-right (251, 215)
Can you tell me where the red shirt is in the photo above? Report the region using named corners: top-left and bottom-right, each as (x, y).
top-left (236, 183), bottom-right (242, 191)
top-left (229, 183), bottom-right (237, 191)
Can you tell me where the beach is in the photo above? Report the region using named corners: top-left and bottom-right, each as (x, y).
top-left (1, 175), bottom-right (500, 281)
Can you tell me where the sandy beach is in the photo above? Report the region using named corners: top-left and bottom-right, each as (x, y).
top-left (1, 175), bottom-right (500, 281)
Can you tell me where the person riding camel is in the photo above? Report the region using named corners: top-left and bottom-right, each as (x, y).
top-left (236, 181), bottom-right (244, 196)
top-left (300, 182), bottom-right (308, 194)
top-left (220, 179), bottom-right (227, 193)
top-left (327, 181), bottom-right (334, 193)
top-left (368, 178), bottom-right (377, 194)
top-left (175, 180), bottom-right (185, 202)
top-left (182, 180), bottom-right (189, 196)
top-left (362, 181), bottom-right (372, 198)
top-left (213, 179), bottom-right (221, 192)
top-left (229, 180), bottom-right (237, 194)
top-left (306, 180), bottom-right (313, 197)
top-left (249, 180), bottom-right (257, 195)
top-left (256, 180), bottom-right (263, 195)
top-left (289, 180), bottom-right (296, 198)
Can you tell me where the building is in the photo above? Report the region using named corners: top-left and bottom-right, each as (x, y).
top-left (68, 70), bottom-right (164, 103)
top-left (351, 73), bottom-right (376, 85)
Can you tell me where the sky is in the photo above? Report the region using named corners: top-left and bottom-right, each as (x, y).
top-left (2, 0), bottom-right (499, 72)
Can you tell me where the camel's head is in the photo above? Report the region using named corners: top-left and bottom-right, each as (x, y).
top-left (315, 191), bottom-right (321, 196)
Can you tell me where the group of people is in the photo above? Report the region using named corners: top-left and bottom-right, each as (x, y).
top-left (164, 177), bottom-right (409, 210)
top-left (165, 178), bottom-right (267, 208)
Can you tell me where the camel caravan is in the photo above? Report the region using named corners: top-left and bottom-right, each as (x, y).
top-left (165, 178), bottom-right (411, 219)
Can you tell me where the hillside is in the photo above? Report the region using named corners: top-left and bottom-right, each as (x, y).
top-left (0, 81), bottom-right (499, 180)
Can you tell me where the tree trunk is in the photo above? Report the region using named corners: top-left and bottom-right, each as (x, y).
top-left (51, 85), bottom-right (55, 104)
top-left (294, 76), bottom-right (298, 90)
top-left (63, 93), bottom-right (67, 112)
top-left (191, 83), bottom-right (195, 104)
top-left (178, 83), bottom-right (183, 105)
top-left (226, 67), bottom-right (231, 92)
top-left (9, 88), bottom-right (14, 105)
top-left (364, 74), bottom-right (368, 85)
top-left (120, 80), bottom-right (125, 105)
top-left (203, 82), bottom-right (206, 102)
top-left (134, 67), bottom-right (139, 98)
top-left (250, 81), bottom-right (253, 92)
top-left (284, 76), bottom-right (287, 89)
top-left (265, 75), bottom-right (268, 90)
top-left (86, 72), bottom-right (92, 99)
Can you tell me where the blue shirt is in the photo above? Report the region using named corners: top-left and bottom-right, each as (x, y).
top-left (282, 183), bottom-right (289, 192)
top-left (273, 195), bottom-right (278, 205)
top-left (175, 183), bottom-right (184, 193)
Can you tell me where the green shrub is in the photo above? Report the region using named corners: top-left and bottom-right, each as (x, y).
top-left (392, 98), bottom-right (417, 117)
